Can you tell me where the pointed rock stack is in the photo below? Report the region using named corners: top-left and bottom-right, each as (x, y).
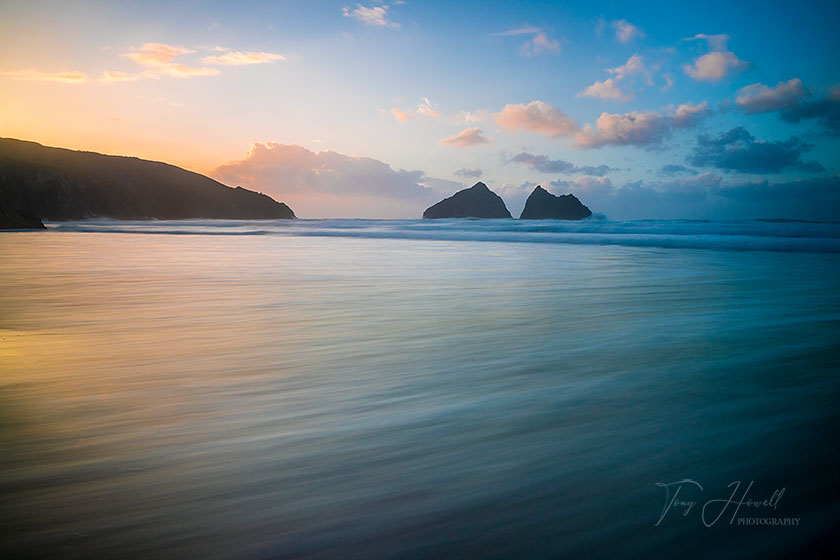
top-left (519, 186), bottom-right (591, 220)
top-left (422, 182), bottom-right (512, 219)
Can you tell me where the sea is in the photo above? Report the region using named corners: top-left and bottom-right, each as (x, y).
top-left (1, 218), bottom-right (838, 559)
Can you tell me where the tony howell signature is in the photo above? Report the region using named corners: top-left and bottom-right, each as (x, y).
top-left (654, 479), bottom-right (796, 527)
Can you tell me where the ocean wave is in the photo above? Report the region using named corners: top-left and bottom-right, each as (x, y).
top-left (40, 218), bottom-right (840, 253)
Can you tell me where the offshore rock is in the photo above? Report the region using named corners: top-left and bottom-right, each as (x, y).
top-left (423, 182), bottom-right (512, 219)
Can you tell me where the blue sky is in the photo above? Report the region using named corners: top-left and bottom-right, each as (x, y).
top-left (1, 0), bottom-right (838, 218)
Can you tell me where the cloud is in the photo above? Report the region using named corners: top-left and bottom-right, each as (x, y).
top-left (101, 71), bottom-right (144, 82)
top-left (575, 102), bottom-right (710, 149)
top-left (660, 164), bottom-right (698, 176)
top-left (0, 69), bottom-right (86, 83)
top-left (212, 142), bottom-right (449, 218)
top-left (578, 54), bottom-right (649, 102)
top-left (391, 98), bottom-right (442, 122)
top-left (439, 127), bottom-right (491, 147)
top-left (683, 51), bottom-right (747, 82)
top-left (688, 127), bottom-right (824, 173)
top-left (578, 78), bottom-right (628, 101)
top-left (456, 109), bottom-right (490, 124)
top-left (608, 53), bottom-right (648, 80)
top-left (613, 20), bottom-right (645, 43)
top-left (416, 97), bottom-right (442, 118)
top-left (492, 25), bottom-right (561, 56)
top-left (390, 108), bottom-right (417, 123)
top-left (123, 43), bottom-right (221, 77)
top-left (494, 99), bottom-right (709, 149)
top-left (734, 80), bottom-right (840, 135)
top-left (736, 78), bottom-right (807, 113)
top-left (201, 50), bottom-right (285, 66)
top-left (342, 4), bottom-right (399, 29)
top-left (685, 33), bottom-right (730, 51)
top-left (575, 111), bottom-right (667, 148)
top-left (454, 168), bottom-right (483, 178)
top-left (509, 152), bottom-right (612, 175)
top-left (715, 176), bottom-right (840, 207)
top-left (545, 168), bottom-right (840, 221)
top-left (661, 73), bottom-right (674, 91)
top-left (671, 101), bottom-right (712, 127)
top-left (780, 95), bottom-right (840, 136)
top-left (682, 34), bottom-right (747, 82)
top-left (494, 100), bottom-right (580, 137)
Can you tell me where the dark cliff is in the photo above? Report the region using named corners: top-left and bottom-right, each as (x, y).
top-left (423, 182), bottom-right (512, 219)
top-left (0, 138), bottom-right (295, 229)
top-left (519, 186), bottom-right (591, 220)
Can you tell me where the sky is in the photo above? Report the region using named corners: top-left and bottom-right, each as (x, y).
top-left (1, 0), bottom-right (839, 219)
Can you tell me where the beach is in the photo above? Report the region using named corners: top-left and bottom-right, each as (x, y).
top-left (1, 219), bottom-right (838, 558)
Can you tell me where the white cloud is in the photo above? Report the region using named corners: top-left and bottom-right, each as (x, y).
top-left (456, 110), bottom-right (489, 124)
top-left (492, 25), bottom-right (561, 56)
top-left (661, 73), bottom-right (674, 91)
top-left (439, 127), bottom-right (491, 147)
top-left (613, 20), bottom-right (645, 43)
top-left (212, 142), bottom-right (447, 218)
top-left (735, 78), bottom-right (808, 113)
top-left (342, 4), bottom-right (399, 29)
top-left (685, 33), bottom-right (730, 52)
top-left (494, 100), bottom-right (580, 137)
top-left (683, 51), bottom-right (747, 82)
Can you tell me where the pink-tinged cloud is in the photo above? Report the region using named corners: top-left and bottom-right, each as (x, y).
top-left (736, 78), bottom-right (807, 113)
top-left (613, 20), bottom-right (644, 43)
top-left (671, 101), bottom-right (711, 127)
top-left (201, 51), bottom-right (285, 66)
top-left (683, 51), bottom-right (747, 82)
top-left (578, 54), bottom-right (649, 102)
top-left (390, 98), bottom-right (441, 122)
top-left (391, 108), bottom-right (417, 123)
top-left (125, 43), bottom-right (192, 67)
top-left (578, 78), bottom-right (628, 101)
top-left (211, 142), bottom-right (454, 218)
top-left (575, 111), bottom-right (667, 148)
top-left (342, 4), bottom-right (399, 29)
top-left (1, 69), bottom-right (86, 83)
top-left (439, 127), bottom-right (491, 147)
top-left (575, 102), bottom-right (710, 148)
top-left (494, 101), bottom-right (580, 137)
top-left (416, 97), bottom-right (442, 118)
top-left (123, 43), bottom-right (221, 77)
top-left (608, 53), bottom-right (647, 80)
